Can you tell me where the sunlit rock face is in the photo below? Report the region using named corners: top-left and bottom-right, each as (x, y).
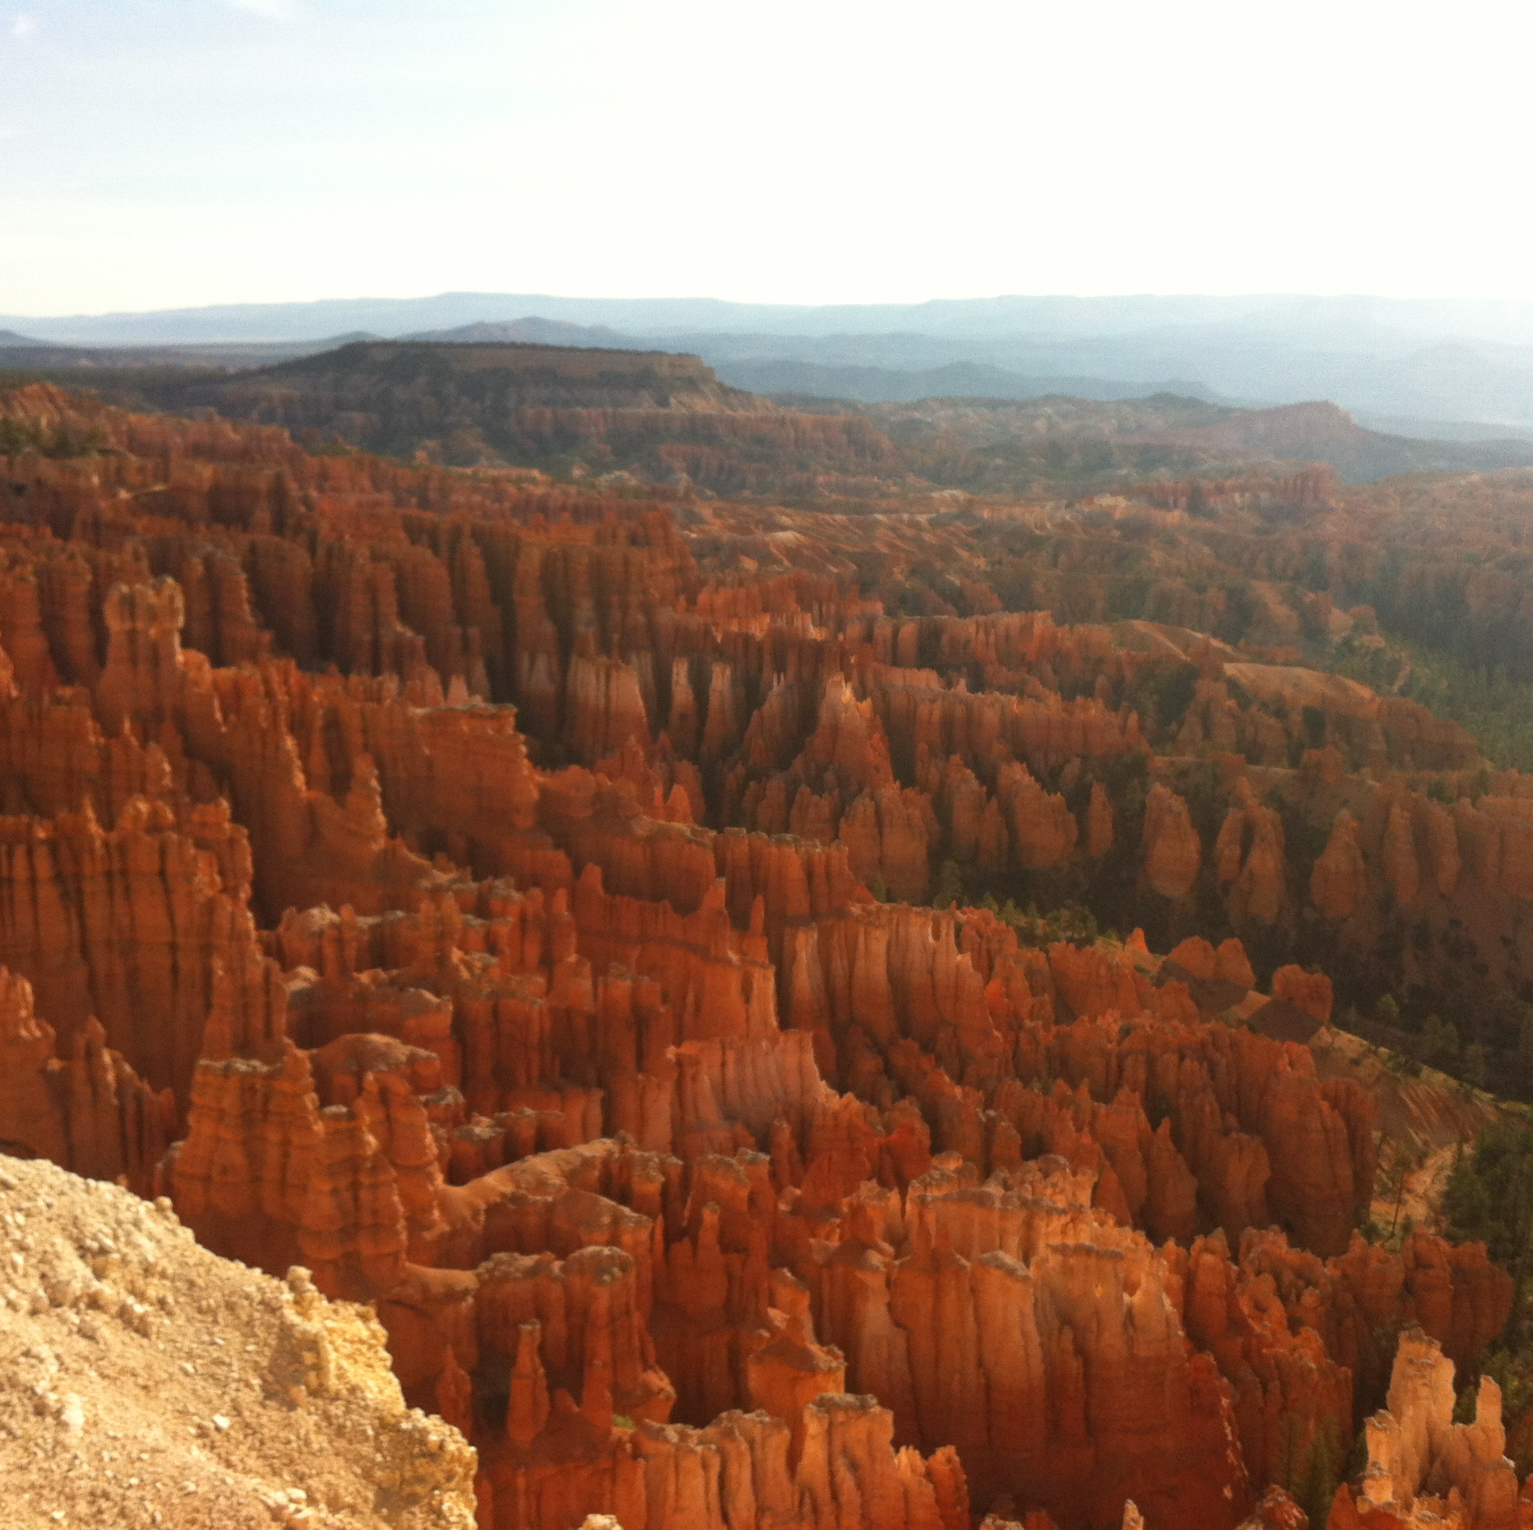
top-left (0, 381), bottom-right (1527, 1530)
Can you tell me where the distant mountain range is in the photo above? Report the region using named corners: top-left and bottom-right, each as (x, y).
top-left (15, 292), bottom-right (1533, 345)
top-left (9, 293), bottom-right (1533, 437)
top-left (46, 337), bottom-right (1530, 492)
top-left (398, 320), bottom-right (1223, 406)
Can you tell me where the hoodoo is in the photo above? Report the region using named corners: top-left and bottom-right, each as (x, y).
top-left (0, 378), bottom-right (1531, 1530)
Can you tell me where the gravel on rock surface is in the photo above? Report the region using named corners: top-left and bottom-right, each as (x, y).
top-left (0, 1157), bottom-right (477, 1530)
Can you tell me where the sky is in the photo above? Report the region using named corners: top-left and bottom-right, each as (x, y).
top-left (3, 0), bottom-right (1533, 317)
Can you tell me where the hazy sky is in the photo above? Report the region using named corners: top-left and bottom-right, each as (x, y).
top-left (3, 0), bottom-right (1531, 316)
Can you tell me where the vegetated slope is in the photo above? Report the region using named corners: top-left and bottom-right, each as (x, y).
top-left (12, 335), bottom-right (1533, 491)
top-left (1137, 396), bottom-right (1533, 479)
top-left (715, 354), bottom-right (1221, 405)
top-left (859, 393), bottom-right (1533, 488)
top-left (4, 380), bottom-right (1533, 1530)
top-left (139, 339), bottom-right (911, 492)
top-left (135, 342), bottom-right (1533, 489)
top-left (0, 1156), bottom-right (476, 1530)
top-left (403, 317), bottom-right (640, 348)
top-left (0, 333), bottom-right (372, 371)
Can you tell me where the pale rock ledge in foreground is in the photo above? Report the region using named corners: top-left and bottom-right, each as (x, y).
top-left (0, 1155), bottom-right (477, 1530)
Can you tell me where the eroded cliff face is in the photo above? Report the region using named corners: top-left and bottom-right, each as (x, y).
top-left (0, 385), bottom-right (1527, 1530)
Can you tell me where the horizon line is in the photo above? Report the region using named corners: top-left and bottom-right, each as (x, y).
top-left (11, 289), bottom-right (1533, 325)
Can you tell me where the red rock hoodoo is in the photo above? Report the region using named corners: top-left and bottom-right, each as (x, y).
top-left (0, 383), bottom-right (1528, 1530)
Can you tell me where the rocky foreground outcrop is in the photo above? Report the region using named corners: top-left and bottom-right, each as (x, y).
top-left (0, 1155), bottom-right (476, 1530)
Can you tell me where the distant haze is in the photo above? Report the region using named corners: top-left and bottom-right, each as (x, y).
top-left (9, 293), bottom-right (1533, 434)
top-left (2, 1), bottom-right (1532, 314)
